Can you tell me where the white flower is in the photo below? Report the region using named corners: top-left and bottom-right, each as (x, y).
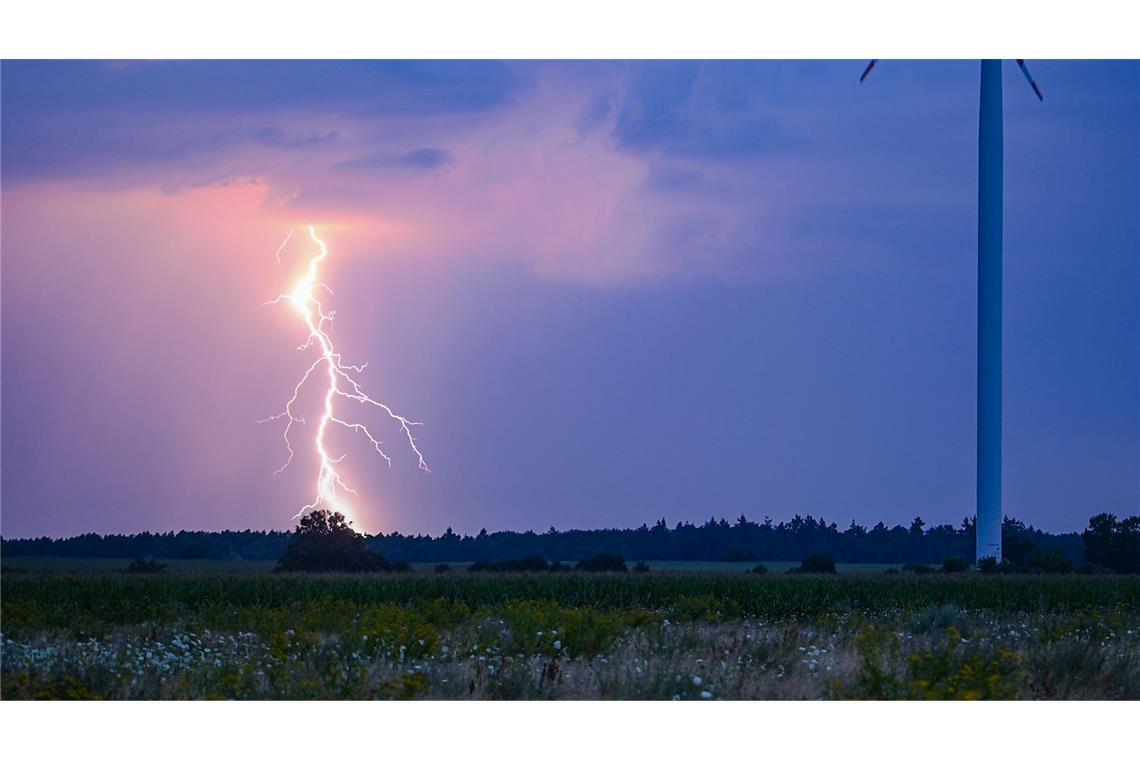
top-left (553, 640), bottom-right (562, 650)
top-left (691, 675), bottom-right (702, 686)
top-left (700, 691), bottom-right (713, 699)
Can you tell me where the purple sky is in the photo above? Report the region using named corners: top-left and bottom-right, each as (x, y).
top-left (2, 60), bottom-right (1137, 538)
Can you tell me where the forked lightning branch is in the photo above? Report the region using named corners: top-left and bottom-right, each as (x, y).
top-left (261, 226), bottom-right (429, 529)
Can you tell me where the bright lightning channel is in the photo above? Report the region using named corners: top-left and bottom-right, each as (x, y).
top-left (261, 225), bottom-right (428, 533)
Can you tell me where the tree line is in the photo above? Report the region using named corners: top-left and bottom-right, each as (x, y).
top-left (1, 512), bottom-right (1104, 566)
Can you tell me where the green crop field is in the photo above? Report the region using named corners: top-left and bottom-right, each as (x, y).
top-left (3, 570), bottom-right (1138, 700)
top-left (0, 556), bottom-right (279, 574)
top-left (0, 557), bottom-right (902, 574)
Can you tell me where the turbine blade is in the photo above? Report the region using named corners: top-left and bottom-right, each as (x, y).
top-left (859, 59), bottom-right (879, 83)
top-left (1016, 59), bottom-right (1044, 101)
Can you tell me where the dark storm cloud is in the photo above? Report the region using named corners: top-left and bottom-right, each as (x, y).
top-left (249, 127), bottom-right (339, 149)
top-left (1, 60), bottom-right (523, 116)
top-left (335, 147), bottom-right (456, 172)
top-left (642, 167), bottom-right (705, 192)
top-left (0, 117), bottom-right (342, 180)
top-left (1, 60), bottom-right (1136, 538)
top-left (575, 92), bottom-right (613, 135)
top-left (611, 61), bottom-right (804, 159)
top-left (0, 60), bottom-right (522, 181)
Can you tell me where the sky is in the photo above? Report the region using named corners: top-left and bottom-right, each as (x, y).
top-left (1, 60), bottom-right (1136, 538)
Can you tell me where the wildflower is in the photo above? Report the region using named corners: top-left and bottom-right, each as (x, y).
top-left (553, 640), bottom-right (562, 650)
top-left (700, 691), bottom-right (713, 700)
top-left (691, 675), bottom-right (702, 687)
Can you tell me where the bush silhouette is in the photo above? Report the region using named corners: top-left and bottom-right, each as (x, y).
top-left (468, 555), bottom-right (550, 572)
top-left (977, 556), bottom-right (1000, 574)
top-left (942, 555), bottom-right (970, 573)
top-left (277, 510), bottom-right (388, 573)
top-left (126, 557), bottom-right (166, 574)
top-left (576, 554), bottom-right (628, 572)
top-left (1023, 547), bottom-right (1074, 574)
top-left (794, 554), bottom-right (837, 574)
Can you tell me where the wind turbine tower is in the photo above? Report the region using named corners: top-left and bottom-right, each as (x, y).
top-left (860, 59), bottom-right (1043, 565)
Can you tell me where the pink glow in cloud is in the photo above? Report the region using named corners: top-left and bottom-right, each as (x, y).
top-left (5, 61), bottom-right (1134, 538)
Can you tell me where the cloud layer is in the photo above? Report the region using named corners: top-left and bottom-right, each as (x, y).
top-left (2, 61), bottom-right (1136, 537)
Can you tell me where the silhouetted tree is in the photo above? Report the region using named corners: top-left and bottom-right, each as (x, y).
top-left (1083, 513), bottom-right (1140, 574)
top-left (277, 510), bottom-right (388, 573)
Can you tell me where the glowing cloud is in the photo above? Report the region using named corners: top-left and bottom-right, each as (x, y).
top-left (262, 225), bottom-right (429, 532)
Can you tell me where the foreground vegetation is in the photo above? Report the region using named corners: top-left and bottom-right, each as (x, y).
top-left (3, 572), bottom-right (1138, 699)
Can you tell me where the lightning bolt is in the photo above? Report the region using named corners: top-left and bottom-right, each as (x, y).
top-left (261, 225), bottom-right (428, 533)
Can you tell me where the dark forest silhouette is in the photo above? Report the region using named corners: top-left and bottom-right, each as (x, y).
top-left (8, 512), bottom-right (1122, 567)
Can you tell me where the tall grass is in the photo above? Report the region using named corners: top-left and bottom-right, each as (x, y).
top-left (4, 572), bottom-right (1139, 699)
top-left (4, 573), bottom-right (1138, 635)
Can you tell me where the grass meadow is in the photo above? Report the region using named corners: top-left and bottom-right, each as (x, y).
top-left (3, 570), bottom-right (1138, 699)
